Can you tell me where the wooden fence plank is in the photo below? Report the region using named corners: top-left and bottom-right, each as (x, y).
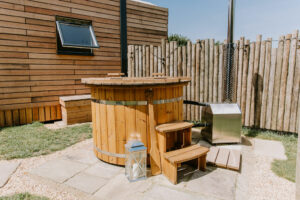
top-left (251, 35), bottom-right (261, 127)
top-left (261, 38), bottom-right (272, 129)
top-left (265, 48), bottom-right (277, 129)
top-left (245, 42), bottom-right (255, 127)
top-left (32, 107), bottom-right (39, 121)
top-left (139, 45), bottom-right (143, 77)
top-left (166, 42), bottom-right (169, 76)
top-left (19, 108), bottom-right (26, 125)
top-left (146, 45), bottom-right (150, 76)
top-left (290, 50), bottom-right (300, 132)
top-left (237, 37), bottom-right (244, 106)
top-left (161, 39), bottom-right (166, 75)
top-left (150, 45), bottom-right (154, 76)
top-left (284, 30), bottom-right (298, 131)
top-left (233, 40), bottom-right (240, 103)
top-left (200, 41), bottom-right (205, 103)
top-left (241, 40), bottom-right (250, 124)
top-left (154, 46), bottom-right (158, 74)
top-left (174, 42), bottom-right (178, 77)
top-left (143, 45), bottom-right (146, 76)
top-left (25, 108), bottom-right (32, 124)
top-left (170, 41), bottom-right (174, 77)
top-left (195, 41), bottom-right (200, 119)
top-left (127, 45), bottom-right (132, 77)
top-left (178, 46), bottom-right (182, 76)
top-left (218, 44), bottom-right (224, 103)
top-left (191, 43), bottom-right (196, 120)
top-left (277, 34), bottom-right (292, 131)
top-left (209, 39), bottom-right (214, 102)
top-left (213, 45), bottom-right (219, 103)
top-left (186, 41), bottom-right (192, 120)
top-left (158, 46), bottom-right (162, 73)
top-left (12, 109), bottom-right (19, 126)
top-left (182, 45), bottom-right (187, 120)
top-left (4, 110), bottom-right (12, 127)
top-left (135, 45), bottom-right (139, 77)
top-left (204, 39), bottom-right (209, 102)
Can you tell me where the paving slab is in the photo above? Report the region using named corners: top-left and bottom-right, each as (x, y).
top-left (0, 161), bottom-right (20, 188)
top-left (30, 159), bottom-right (88, 183)
top-left (253, 138), bottom-right (287, 160)
top-left (144, 185), bottom-right (214, 200)
top-left (65, 172), bottom-right (107, 194)
top-left (185, 167), bottom-right (237, 200)
top-left (93, 174), bottom-right (152, 200)
top-left (84, 162), bottom-right (122, 179)
top-left (62, 149), bottom-right (99, 165)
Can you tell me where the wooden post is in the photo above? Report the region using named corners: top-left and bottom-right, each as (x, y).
top-left (277, 34), bottom-right (292, 131)
top-left (187, 41), bottom-right (192, 120)
top-left (204, 39), bottom-right (209, 102)
top-left (161, 39), bottom-right (166, 75)
top-left (218, 43), bottom-right (224, 103)
top-left (265, 48), bottom-right (277, 129)
top-left (251, 35), bottom-right (262, 127)
top-left (290, 49), bottom-right (300, 132)
top-left (182, 46), bottom-right (187, 120)
top-left (128, 45), bottom-right (132, 77)
top-left (174, 42), bottom-right (178, 77)
top-left (271, 36), bottom-right (284, 130)
top-left (209, 39), bottom-right (214, 102)
top-left (150, 45), bottom-right (154, 77)
top-left (146, 46), bottom-right (150, 77)
top-left (260, 38), bottom-right (272, 129)
top-left (241, 40), bottom-right (250, 125)
top-left (166, 42), bottom-right (170, 76)
top-left (135, 45), bottom-right (139, 77)
top-left (284, 30), bottom-right (298, 131)
top-left (245, 42), bottom-right (255, 127)
top-left (191, 43), bottom-right (196, 120)
top-left (178, 46), bottom-right (182, 76)
top-left (154, 46), bottom-right (158, 73)
top-left (213, 45), bottom-right (219, 103)
top-left (196, 40), bottom-right (200, 119)
top-left (237, 37), bottom-right (244, 106)
top-left (139, 46), bottom-right (143, 77)
top-left (170, 41), bottom-right (174, 77)
top-left (143, 45), bottom-right (146, 77)
top-left (158, 46), bottom-right (162, 73)
top-left (255, 39), bottom-right (266, 127)
top-left (200, 41), bottom-right (205, 104)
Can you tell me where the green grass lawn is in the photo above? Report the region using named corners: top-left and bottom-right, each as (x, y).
top-left (0, 122), bottom-right (92, 160)
top-left (243, 128), bottom-right (297, 182)
top-left (0, 193), bottom-right (49, 200)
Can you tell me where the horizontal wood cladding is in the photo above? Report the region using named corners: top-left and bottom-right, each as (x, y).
top-left (0, 0), bottom-right (168, 126)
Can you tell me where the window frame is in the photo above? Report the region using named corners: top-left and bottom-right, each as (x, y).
top-left (55, 16), bottom-right (99, 56)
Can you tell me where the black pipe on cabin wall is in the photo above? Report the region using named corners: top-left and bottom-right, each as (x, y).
top-left (120, 0), bottom-right (128, 76)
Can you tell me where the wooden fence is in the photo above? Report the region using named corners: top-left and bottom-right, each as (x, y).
top-left (127, 30), bottom-right (300, 133)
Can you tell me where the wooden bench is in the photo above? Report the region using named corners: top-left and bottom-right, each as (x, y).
top-left (59, 95), bottom-right (91, 125)
top-left (164, 145), bottom-right (209, 184)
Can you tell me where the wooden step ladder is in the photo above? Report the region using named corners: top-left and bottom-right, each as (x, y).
top-left (156, 121), bottom-right (209, 184)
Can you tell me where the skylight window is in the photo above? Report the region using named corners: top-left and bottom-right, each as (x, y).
top-left (56, 16), bottom-right (99, 55)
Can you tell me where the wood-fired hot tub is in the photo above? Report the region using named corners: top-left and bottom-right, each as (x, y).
top-left (81, 77), bottom-right (190, 165)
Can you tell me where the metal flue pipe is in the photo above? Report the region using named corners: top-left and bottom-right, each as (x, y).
top-left (224, 0), bottom-right (235, 102)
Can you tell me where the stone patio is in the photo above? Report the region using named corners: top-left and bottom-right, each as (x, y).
top-left (1, 129), bottom-right (292, 200)
top-left (27, 138), bottom-right (242, 200)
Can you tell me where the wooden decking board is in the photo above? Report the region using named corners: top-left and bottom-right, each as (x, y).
top-left (215, 148), bottom-right (230, 168)
top-left (206, 146), bottom-right (219, 163)
top-left (207, 147), bottom-right (241, 171)
top-left (164, 144), bottom-right (200, 159)
top-left (167, 147), bottom-right (209, 164)
top-left (227, 149), bottom-right (241, 171)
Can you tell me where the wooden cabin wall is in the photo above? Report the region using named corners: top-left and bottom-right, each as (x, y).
top-left (0, 0), bottom-right (168, 127)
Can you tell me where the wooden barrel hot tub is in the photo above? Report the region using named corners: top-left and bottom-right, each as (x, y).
top-left (81, 77), bottom-right (190, 165)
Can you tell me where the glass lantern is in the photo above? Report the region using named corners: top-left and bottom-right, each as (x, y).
top-left (125, 140), bottom-right (147, 182)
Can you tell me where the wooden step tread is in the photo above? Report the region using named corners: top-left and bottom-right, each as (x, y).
top-left (59, 95), bottom-right (91, 102)
top-left (164, 145), bottom-right (209, 164)
top-left (155, 121), bottom-right (193, 133)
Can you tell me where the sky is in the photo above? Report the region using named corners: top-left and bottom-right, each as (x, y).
top-left (145, 0), bottom-right (300, 42)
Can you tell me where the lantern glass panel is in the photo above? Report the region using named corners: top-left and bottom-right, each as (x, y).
top-left (125, 141), bottom-right (147, 182)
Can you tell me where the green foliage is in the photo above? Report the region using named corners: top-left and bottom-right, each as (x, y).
top-left (0, 193), bottom-right (49, 200)
top-left (0, 122), bottom-right (92, 160)
top-left (168, 34), bottom-right (190, 46)
top-left (243, 128), bottom-right (297, 182)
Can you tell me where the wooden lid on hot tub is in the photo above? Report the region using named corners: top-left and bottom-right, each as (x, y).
top-left (81, 77), bottom-right (191, 86)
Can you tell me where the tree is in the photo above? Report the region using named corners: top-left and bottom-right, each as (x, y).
top-left (168, 34), bottom-right (190, 46)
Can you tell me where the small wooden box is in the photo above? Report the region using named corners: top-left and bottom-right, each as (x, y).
top-left (59, 95), bottom-right (92, 125)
